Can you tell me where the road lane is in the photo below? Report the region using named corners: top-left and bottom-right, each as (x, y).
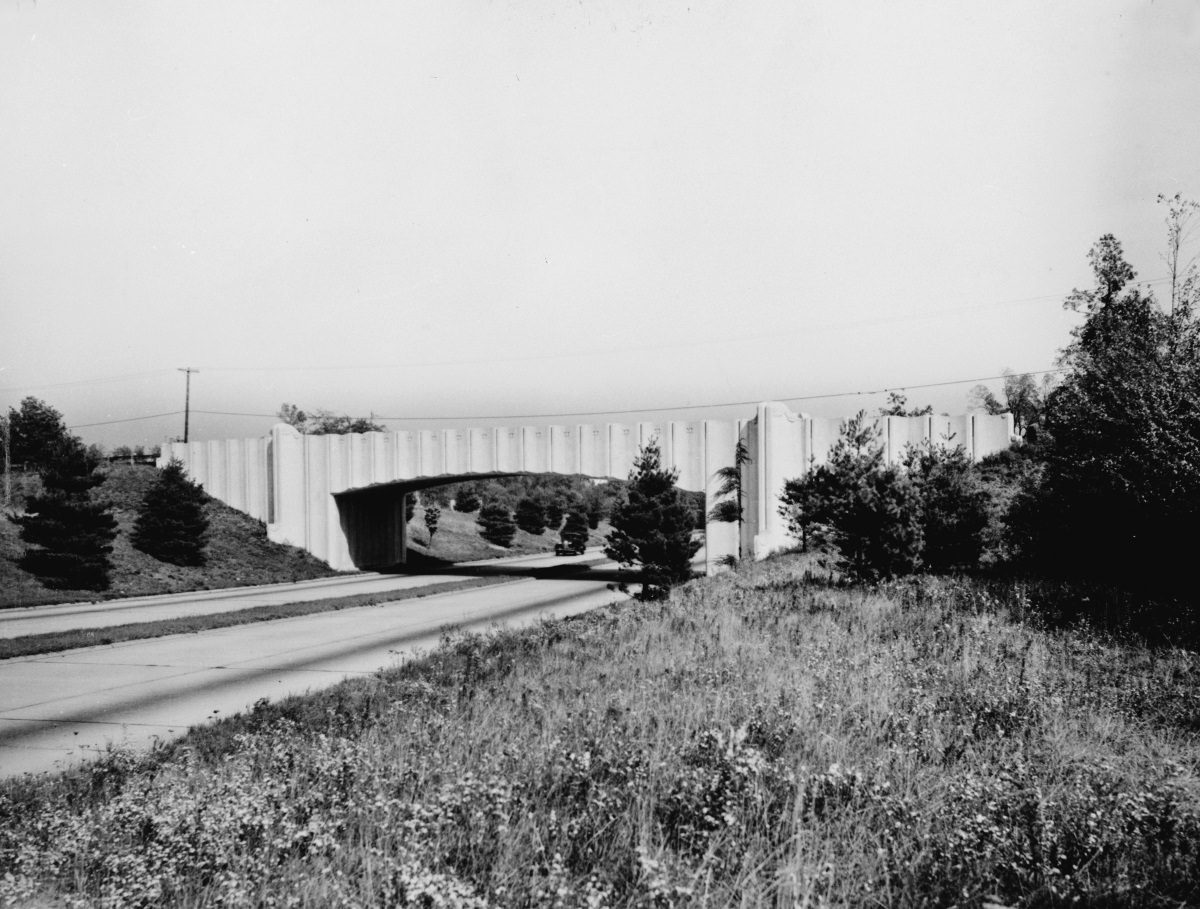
top-left (0, 550), bottom-right (602, 638)
top-left (0, 575), bottom-right (625, 778)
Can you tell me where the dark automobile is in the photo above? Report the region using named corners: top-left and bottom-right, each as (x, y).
top-left (554, 540), bottom-right (587, 556)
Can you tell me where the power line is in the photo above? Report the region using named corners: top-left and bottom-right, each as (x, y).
top-left (0, 370), bottom-right (175, 394)
top-left (67, 411), bottom-right (183, 429)
top-left (61, 369), bottom-right (1069, 430)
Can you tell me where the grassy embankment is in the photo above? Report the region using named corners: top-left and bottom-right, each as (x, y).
top-left (2, 467), bottom-right (612, 657)
top-left (2, 555), bottom-right (1198, 907)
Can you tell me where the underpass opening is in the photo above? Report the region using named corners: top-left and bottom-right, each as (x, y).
top-left (333, 472), bottom-right (706, 574)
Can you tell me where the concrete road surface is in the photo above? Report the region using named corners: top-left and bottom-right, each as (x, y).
top-left (0, 574), bottom-right (625, 779)
top-left (0, 550), bottom-right (602, 638)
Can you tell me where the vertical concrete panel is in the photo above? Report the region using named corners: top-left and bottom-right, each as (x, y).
top-left (609, 423), bottom-right (637, 480)
top-left (302, 435), bottom-right (327, 558)
top-left (743, 414), bottom-right (761, 559)
top-left (269, 425), bottom-right (306, 548)
top-left (445, 429), bottom-right (469, 475)
top-left (345, 433), bottom-right (367, 490)
top-left (393, 431), bottom-right (418, 479)
top-left (419, 430), bottom-right (443, 478)
top-left (638, 422), bottom-right (668, 466)
top-left (204, 441), bottom-right (226, 501)
top-left (704, 420), bottom-right (738, 573)
top-left (496, 427), bottom-right (521, 472)
top-left (187, 442), bottom-right (208, 492)
top-left (370, 433), bottom-right (389, 485)
top-left (887, 416), bottom-right (931, 464)
top-left (930, 415), bottom-right (971, 455)
top-left (245, 438), bottom-right (266, 522)
top-left (522, 426), bottom-right (549, 473)
top-left (578, 424), bottom-right (607, 478)
top-left (323, 435), bottom-right (353, 570)
top-left (224, 439), bottom-right (245, 513)
top-left (808, 418), bottom-right (841, 467)
top-left (671, 421), bottom-right (705, 491)
top-left (469, 428), bottom-right (494, 473)
top-left (549, 425), bottom-right (579, 475)
top-left (973, 413), bottom-right (1013, 459)
top-left (752, 403), bottom-right (807, 559)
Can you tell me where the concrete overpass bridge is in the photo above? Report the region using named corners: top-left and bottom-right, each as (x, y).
top-left (159, 402), bottom-right (1013, 574)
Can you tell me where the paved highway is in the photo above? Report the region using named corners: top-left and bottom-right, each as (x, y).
top-left (0, 561), bottom-right (625, 779)
top-left (0, 550), bottom-right (601, 638)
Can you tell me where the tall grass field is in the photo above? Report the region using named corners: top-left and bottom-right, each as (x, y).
top-left (2, 555), bottom-right (1198, 907)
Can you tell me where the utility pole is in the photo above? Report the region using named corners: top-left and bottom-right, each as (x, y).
top-left (178, 367), bottom-right (198, 444)
top-left (1, 415), bottom-right (9, 508)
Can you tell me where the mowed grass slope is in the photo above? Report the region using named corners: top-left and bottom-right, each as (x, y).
top-left (408, 503), bottom-right (612, 564)
top-left (1, 467), bottom-right (608, 609)
top-left (3, 556), bottom-right (1198, 907)
top-left (0, 465), bottom-right (342, 608)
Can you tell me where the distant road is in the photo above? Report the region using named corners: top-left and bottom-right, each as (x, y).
top-left (0, 550), bottom-right (602, 638)
top-left (0, 565), bottom-right (625, 779)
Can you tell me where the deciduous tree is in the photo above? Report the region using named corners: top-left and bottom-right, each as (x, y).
top-left (1014, 229), bottom-right (1200, 597)
top-left (6, 397), bottom-right (72, 469)
top-left (423, 503), bottom-right (440, 545)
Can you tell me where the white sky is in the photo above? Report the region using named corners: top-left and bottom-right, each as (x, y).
top-left (2, 0), bottom-right (1198, 448)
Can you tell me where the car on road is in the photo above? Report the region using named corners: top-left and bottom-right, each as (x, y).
top-left (554, 540), bottom-right (587, 556)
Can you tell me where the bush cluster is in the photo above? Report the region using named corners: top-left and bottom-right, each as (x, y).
top-left (779, 413), bottom-right (991, 582)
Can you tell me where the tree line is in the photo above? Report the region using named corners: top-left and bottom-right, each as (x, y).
top-left (761, 198), bottom-right (1200, 635)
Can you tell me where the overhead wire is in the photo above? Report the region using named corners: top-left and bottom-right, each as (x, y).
top-left (60, 368), bottom-right (1066, 429)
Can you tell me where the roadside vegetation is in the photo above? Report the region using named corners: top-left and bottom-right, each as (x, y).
top-left (2, 557), bottom-right (1198, 906)
top-left (1, 203), bottom-right (1197, 906)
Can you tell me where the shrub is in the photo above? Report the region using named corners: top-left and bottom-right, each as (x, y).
top-left (514, 497), bottom-right (546, 536)
top-left (15, 438), bottom-right (117, 590)
top-left (477, 503), bottom-right (515, 548)
top-left (453, 485), bottom-right (481, 513)
top-left (903, 440), bottom-right (991, 572)
top-left (132, 460), bottom-right (210, 567)
top-left (779, 412), bottom-right (922, 582)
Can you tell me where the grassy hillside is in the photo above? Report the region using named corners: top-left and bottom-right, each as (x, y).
top-left (0, 465), bottom-right (341, 608)
top-left (408, 503), bottom-right (612, 564)
top-left (1, 467), bottom-right (613, 609)
top-left (3, 557), bottom-right (1197, 906)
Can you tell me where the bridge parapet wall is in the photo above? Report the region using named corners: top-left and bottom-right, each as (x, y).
top-left (160, 403), bottom-right (1013, 574)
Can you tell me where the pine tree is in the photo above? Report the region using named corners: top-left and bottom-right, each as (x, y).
top-left (16, 438), bottom-right (117, 590)
top-left (604, 440), bottom-right (701, 598)
top-left (477, 502), bottom-right (516, 547)
top-left (132, 459), bottom-right (210, 566)
top-left (453, 484), bottom-right (481, 513)
top-left (515, 497), bottom-right (547, 535)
